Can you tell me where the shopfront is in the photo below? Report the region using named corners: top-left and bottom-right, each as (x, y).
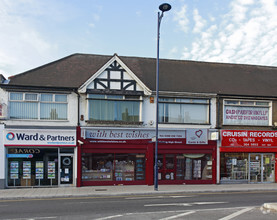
top-left (4, 129), bottom-right (76, 188)
top-left (220, 130), bottom-right (277, 183)
top-left (77, 127), bottom-right (217, 186)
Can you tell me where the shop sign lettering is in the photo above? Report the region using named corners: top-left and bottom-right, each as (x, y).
top-left (224, 106), bottom-right (269, 126)
top-left (221, 130), bottom-right (277, 147)
top-left (85, 129), bottom-right (185, 140)
top-left (4, 129), bottom-right (76, 146)
top-left (14, 148), bottom-right (41, 154)
top-left (186, 129), bottom-right (208, 144)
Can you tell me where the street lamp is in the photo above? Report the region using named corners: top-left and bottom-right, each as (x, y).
top-left (154, 3), bottom-right (171, 191)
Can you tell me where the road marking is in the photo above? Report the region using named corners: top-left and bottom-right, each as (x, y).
top-left (145, 201), bottom-right (227, 207)
top-left (159, 211), bottom-right (196, 220)
top-left (95, 215), bottom-right (123, 220)
top-left (170, 195), bottom-right (194, 198)
top-left (125, 196), bottom-right (165, 199)
top-left (218, 207), bottom-right (254, 220)
top-left (97, 206), bottom-right (257, 220)
top-left (125, 195), bottom-right (194, 200)
top-left (5, 217), bottom-right (57, 220)
top-left (145, 203), bottom-right (192, 207)
top-left (193, 202), bottom-right (227, 205)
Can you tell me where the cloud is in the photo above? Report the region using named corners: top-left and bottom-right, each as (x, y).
top-left (178, 0), bottom-right (277, 67)
top-left (192, 9), bottom-right (206, 33)
top-left (173, 4), bottom-right (189, 33)
top-left (0, 1), bottom-right (56, 77)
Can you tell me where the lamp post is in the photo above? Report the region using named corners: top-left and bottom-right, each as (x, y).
top-left (154, 3), bottom-right (171, 191)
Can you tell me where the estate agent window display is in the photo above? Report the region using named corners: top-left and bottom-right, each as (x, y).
top-left (7, 148), bottom-right (58, 187)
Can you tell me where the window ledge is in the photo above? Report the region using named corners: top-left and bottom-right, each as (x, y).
top-left (85, 120), bottom-right (143, 125)
top-left (8, 119), bottom-right (69, 122)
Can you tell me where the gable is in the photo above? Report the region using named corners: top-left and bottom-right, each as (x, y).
top-left (78, 55), bottom-right (151, 95)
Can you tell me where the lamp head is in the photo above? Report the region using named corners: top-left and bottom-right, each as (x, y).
top-left (159, 3), bottom-right (172, 12)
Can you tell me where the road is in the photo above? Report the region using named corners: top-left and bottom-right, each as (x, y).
top-left (0, 191), bottom-right (277, 219)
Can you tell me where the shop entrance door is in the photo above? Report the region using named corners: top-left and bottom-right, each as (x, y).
top-left (262, 154), bottom-right (275, 182)
top-left (249, 154), bottom-right (261, 183)
top-left (249, 153), bottom-right (275, 183)
top-left (157, 154), bottom-right (175, 181)
top-left (60, 155), bottom-right (74, 185)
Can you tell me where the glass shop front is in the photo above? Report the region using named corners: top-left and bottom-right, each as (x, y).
top-left (82, 153), bottom-right (145, 182)
top-left (4, 128), bottom-right (76, 188)
top-left (78, 128), bottom-right (217, 186)
top-left (7, 147), bottom-right (75, 187)
top-left (220, 130), bottom-right (277, 184)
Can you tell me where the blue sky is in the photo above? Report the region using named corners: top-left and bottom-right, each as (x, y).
top-left (1, 0), bottom-right (277, 78)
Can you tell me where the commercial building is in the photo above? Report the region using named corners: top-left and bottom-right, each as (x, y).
top-left (1, 53), bottom-right (277, 188)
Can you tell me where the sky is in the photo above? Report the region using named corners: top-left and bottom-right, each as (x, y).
top-left (1, 0), bottom-right (277, 78)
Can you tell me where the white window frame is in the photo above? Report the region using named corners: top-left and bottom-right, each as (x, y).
top-left (223, 99), bottom-right (272, 126)
top-left (9, 92), bottom-right (68, 121)
top-left (158, 97), bottom-right (210, 124)
top-left (87, 94), bottom-right (142, 122)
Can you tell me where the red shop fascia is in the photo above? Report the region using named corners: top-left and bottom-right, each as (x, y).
top-left (221, 130), bottom-right (277, 181)
top-left (76, 127), bottom-right (217, 187)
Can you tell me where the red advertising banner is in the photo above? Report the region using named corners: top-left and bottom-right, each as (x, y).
top-left (221, 130), bottom-right (277, 147)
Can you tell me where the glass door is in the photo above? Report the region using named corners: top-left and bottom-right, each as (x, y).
top-left (157, 154), bottom-right (175, 181)
top-left (249, 153), bottom-right (275, 183)
top-left (249, 154), bottom-right (261, 183)
top-left (60, 155), bottom-right (73, 185)
top-left (263, 154), bottom-right (275, 183)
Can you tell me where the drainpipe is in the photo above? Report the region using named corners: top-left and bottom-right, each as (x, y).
top-left (73, 89), bottom-right (80, 126)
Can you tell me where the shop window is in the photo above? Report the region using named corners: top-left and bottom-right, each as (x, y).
top-left (87, 94), bottom-right (141, 122)
top-left (7, 148), bottom-right (58, 187)
top-left (158, 98), bottom-right (210, 124)
top-left (158, 154), bottom-right (213, 181)
top-left (9, 92), bottom-right (68, 120)
top-left (81, 153), bottom-right (145, 181)
top-left (220, 153), bottom-right (275, 183)
top-left (220, 153), bottom-right (249, 182)
top-left (223, 99), bottom-right (271, 126)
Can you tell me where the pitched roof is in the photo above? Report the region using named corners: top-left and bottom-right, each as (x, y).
top-left (8, 54), bottom-right (112, 89)
top-left (5, 53), bottom-right (277, 97)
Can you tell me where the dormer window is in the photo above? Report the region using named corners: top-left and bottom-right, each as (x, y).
top-left (87, 94), bottom-right (141, 123)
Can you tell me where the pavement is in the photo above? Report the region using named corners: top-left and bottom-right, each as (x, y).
top-left (0, 183), bottom-right (277, 211)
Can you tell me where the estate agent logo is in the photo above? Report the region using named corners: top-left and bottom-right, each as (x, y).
top-left (6, 132), bottom-right (15, 141)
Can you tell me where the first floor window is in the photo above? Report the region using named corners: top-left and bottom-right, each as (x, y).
top-left (88, 94), bottom-right (141, 122)
top-left (223, 99), bottom-right (271, 126)
top-left (9, 92), bottom-right (68, 120)
top-left (159, 98), bottom-right (209, 124)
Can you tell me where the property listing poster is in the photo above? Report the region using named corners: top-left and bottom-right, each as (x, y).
top-left (10, 161), bottom-right (19, 179)
top-left (36, 161), bottom-right (44, 179)
top-left (23, 161), bottom-right (31, 179)
top-left (48, 161), bottom-right (55, 179)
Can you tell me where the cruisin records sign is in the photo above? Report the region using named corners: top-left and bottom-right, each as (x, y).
top-left (221, 130), bottom-right (277, 147)
top-left (4, 129), bottom-right (76, 146)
